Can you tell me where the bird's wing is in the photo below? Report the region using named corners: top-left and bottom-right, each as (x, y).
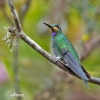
top-left (62, 34), bottom-right (80, 63)
top-left (55, 35), bottom-right (88, 80)
top-left (61, 35), bottom-right (90, 78)
top-left (63, 51), bottom-right (89, 88)
top-left (63, 51), bottom-right (88, 80)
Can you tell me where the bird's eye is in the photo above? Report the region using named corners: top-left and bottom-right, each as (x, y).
top-left (56, 24), bottom-right (60, 28)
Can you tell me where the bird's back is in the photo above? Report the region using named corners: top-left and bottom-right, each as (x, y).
top-left (53, 33), bottom-right (80, 63)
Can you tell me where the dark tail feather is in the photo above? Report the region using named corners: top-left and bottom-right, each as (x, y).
top-left (81, 65), bottom-right (91, 79)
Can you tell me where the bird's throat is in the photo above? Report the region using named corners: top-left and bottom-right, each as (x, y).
top-left (52, 32), bottom-right (56, 36)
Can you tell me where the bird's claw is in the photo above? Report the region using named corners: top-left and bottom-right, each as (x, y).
top-left (56, 56), bottom-right (68, 66)
top-left (56, 56), bottom-right (64, 64)
top-left (56, 56), bottom-right (61, 61)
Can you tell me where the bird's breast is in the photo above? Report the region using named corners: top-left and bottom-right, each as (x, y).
top-left (56, 39), bottom-right (67, 49)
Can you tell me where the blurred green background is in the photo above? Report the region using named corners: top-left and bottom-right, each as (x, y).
top-left (0, 0), bottom-right (100, 100)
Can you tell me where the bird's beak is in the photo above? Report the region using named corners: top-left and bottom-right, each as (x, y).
top-left (43, 23), bottom-right (54, 32)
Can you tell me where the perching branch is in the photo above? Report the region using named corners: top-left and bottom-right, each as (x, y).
top-left (5, 0), bottom-right (100, 86)
top-left (81, 36), bottom-right (100, 60)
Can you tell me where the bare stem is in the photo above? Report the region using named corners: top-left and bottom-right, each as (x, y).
top-left (6, 0), bottom-right (22, 32)
top-left (20, 0), bottom-right (32, 23)
top-left (12, 38), bottom-right (21, 100)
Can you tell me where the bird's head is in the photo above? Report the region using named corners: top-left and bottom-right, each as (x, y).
top-left (43, 23), bottom-right (62, 36)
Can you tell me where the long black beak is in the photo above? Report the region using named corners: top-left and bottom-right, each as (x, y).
top-left (43, 23), bottom-right (54, 31)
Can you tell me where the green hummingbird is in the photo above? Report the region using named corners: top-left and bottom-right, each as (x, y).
top-left (44, 23), bottom-right (90, 88)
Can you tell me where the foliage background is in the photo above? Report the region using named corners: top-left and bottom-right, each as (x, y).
top-left (0, 0), bottom-right (100, 100)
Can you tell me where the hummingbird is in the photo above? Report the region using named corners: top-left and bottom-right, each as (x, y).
top-left (44, 23), bottom-right (90, 88)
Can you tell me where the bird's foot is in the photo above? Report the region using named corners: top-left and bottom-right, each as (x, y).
top-left (56, 56), bottom-right (64, 64)
top-left (56, 56), bottom-right (68, 66)
top-left (56, 56), bottom-right (61, 61)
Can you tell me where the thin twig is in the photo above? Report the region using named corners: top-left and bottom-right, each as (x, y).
top-left (81, 36), bottom-right (100, 60)
top-left (12, 38), bottom-right (21, 100)
top-left (20, 0), bottom-right (32, 23)
top-left (6, 0), bottom-right (22, 32)
top-left (6, 0), bottom-right (100, 86)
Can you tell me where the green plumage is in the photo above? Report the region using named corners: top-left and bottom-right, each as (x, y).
top-left (52, 31), bottom-right (80, 62)
top-left (44, 23), bottom-right (90, 88)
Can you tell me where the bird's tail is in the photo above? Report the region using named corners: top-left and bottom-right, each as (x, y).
top-left (83, 79), bottom-right (89, 89)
